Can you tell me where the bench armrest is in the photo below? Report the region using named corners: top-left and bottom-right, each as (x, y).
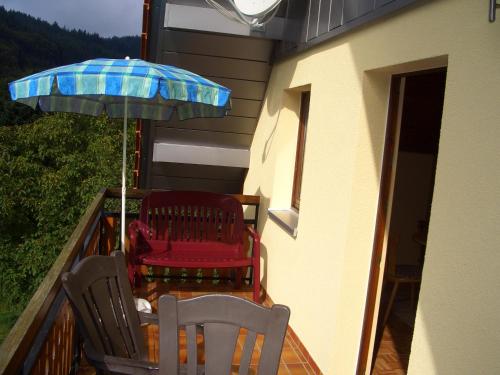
top-left (245, 226), bottom-right (260, 260)
top-left (128, 220), bottom-right (151, 257)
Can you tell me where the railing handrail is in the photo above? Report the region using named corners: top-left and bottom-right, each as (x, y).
top-left (0, 189), bottom-right (107, 375)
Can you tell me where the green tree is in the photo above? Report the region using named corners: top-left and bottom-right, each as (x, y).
top-left (0, 113), bottom-right (134, 341)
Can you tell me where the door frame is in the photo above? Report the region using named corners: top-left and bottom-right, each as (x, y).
top-left (356, 75), bottom-right (403, 375)
top-left (356, 67), bottom-right (447, 374)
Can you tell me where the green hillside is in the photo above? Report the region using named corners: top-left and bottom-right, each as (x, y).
top-left (0, 6), bottom-right (140, 126)
top-left (0, 7), bottom-right (139, 343)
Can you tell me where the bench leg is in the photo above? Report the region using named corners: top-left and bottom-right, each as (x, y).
top-left (128, 263), bottom-right (135, 285)
top-left (128, 263), bottom-right (142, 288)
top-left (235, 268), bottom-right (243, 289)
top-left (253, 263), bottom-right (260, 303)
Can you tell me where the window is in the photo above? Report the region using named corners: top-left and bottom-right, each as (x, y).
top-left (291, 91), bottom-right (310, 210)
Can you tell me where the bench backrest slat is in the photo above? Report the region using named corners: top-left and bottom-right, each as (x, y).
top-left (140, 191), bottom-right (244, 244)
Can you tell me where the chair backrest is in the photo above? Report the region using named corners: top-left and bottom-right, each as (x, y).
top-left (158, 294), bottom-right (290, 375)
top-left (139, 191), bottom-right (245, 244)
top-left (61, 251), bottom-right (147, 361)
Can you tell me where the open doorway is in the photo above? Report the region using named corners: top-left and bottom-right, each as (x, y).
top-left (358, 68), bottom-right (447, 374)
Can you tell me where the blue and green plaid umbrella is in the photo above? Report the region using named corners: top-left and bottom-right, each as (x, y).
top-left (9, 58), bottom-right (231, 120)
top-left (9, 58), bottom-right (232, 251)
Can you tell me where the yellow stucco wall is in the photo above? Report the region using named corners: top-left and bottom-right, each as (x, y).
top-left (243, 0), bottom-right (500, 373)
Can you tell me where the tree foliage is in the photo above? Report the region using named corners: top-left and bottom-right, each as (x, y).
top-left (0, 113), bottom-right (134, 308)
top-left (0, 7), bottom-right (140, 339)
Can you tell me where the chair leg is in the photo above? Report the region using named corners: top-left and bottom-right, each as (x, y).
top-left (382, 280), bottom-right (399, 328)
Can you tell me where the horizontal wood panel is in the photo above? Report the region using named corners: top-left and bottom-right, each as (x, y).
top-left (154, 127), bottom-right (253, 148)
top-left (227, 98), bottom-right (262, 118)
top-left (154, 116), bottom-right (257, 134)
top-left (162, 30), bottom-right (273, 62)
top-left (152, 162), bottom-right (246, 181)
top-left (151, 176), bottom-right (243, 194)
top-left (161, 52), bottom-right (271, 81)
top-left (205, 77), bottom-right (266, 101)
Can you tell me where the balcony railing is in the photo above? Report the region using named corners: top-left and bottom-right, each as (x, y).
top-left (0, 188), bottom-right (260, 375)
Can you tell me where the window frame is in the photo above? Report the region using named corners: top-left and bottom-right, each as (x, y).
top-left (291, 91), bottom-right (310, 210)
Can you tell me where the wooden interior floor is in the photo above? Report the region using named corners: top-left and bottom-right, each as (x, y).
top-left (371, 301), bottom-right (415, 375)
top-left (78, 277), bottom-right (321, 374)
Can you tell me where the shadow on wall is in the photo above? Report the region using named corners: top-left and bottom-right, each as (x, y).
top-left (262, 88), bottom-right (301, 164)
top-left (253, 187), bottom-right (271, 291)
top-left (262, 58), bottom-right (300, 163)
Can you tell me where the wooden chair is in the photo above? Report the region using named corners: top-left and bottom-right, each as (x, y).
top-left (382, 235), bottom-right (422, 327)
top-left (128, 191), bottom-right (261, 302)
top-left (61, 251), bottom-right (159, 375)
top-left (158, 294), bottom-right (290, 375)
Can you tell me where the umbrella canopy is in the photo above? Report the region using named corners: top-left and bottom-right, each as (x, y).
top-left (9, 58), bottom-right (231, 120)
top-left (9, 58), bottom-right (231, 251)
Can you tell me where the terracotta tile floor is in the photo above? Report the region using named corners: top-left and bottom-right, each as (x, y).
top-left (78, 278), bottom-right (321, 375)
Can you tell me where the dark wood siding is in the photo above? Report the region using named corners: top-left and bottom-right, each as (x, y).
top-left (159, 116), bottom-right (257, 134)
top-left (141, 0), bottom-right (274, 193)
top-left (161, 52), bottom-right (271, 81)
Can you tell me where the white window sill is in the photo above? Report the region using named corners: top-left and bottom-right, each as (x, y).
top-left (268, 208), bottom-right (299, 238)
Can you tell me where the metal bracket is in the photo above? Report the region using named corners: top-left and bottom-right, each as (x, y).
top-left (490, 0), bottom-right (500, 22)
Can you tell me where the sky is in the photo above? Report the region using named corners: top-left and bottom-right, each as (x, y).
top-left (0, 0), bottom-right (143, 37)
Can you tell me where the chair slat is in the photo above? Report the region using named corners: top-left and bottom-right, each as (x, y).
top-left (238, 330), bottom-right (257, 375)
top-left (258, 307), bottom-right (290, 374)
top-left (204, 322), bottom-right (239, 375)
top-left (107, 276), bottom-right (138, 358)
top-left (186, 324), bottom-right (198, 375)
top-left (82, 287), bottom-right (116, 356)
top-left (89, 278), bottom-right (130, 357)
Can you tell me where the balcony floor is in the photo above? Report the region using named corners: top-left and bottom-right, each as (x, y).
top-left (78, 277), bottom-right (321, 375)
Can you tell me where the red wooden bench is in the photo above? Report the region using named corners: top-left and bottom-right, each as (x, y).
top-left (128, 191), bottom-right (261, 302)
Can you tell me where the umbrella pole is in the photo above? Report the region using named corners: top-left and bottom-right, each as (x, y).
top-left (121, 96), bottom-right (128, 252)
